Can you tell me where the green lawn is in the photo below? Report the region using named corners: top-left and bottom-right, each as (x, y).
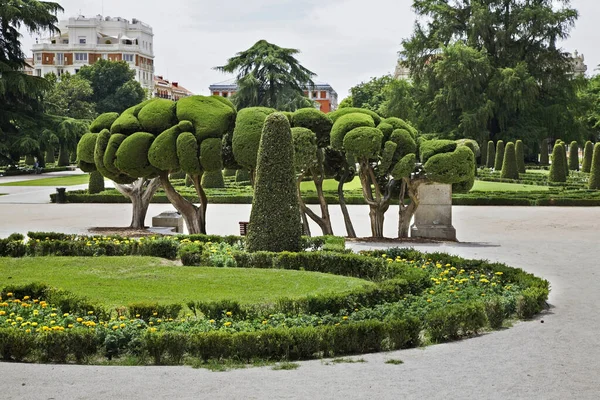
top-left (525, 169), bottom-right (549, 175)
top-left (0, 257), bottom-right (373, 308)
top-left (471, 180), bottom-right (549, 192)
top-left (0, 174), bottom-right (89, 187)
top-left (300, 176), bottom-right (363, 192)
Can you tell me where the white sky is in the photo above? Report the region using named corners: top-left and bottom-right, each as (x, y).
top-left (19, 0), bottom-right (599, 99)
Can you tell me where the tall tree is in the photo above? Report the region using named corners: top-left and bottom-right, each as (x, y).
top-left (215, 40), bottom-right (316, 111)
top-left (44, 72), bottom-right (96, 120)
top-left (77, 59), bottom-right (145, 114)
top-left (401, 0), bottom-right (579, 145)
top-left (350, 75), bottom-right (395, 113)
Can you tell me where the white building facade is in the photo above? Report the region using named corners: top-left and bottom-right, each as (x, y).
top-left (31, 15), bottom-right (155, 91)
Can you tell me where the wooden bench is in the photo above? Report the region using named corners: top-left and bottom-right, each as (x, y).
top-left (239, 221), bottom-right (249, 236)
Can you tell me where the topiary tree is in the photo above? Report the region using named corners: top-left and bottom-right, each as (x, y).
top-left (515, 140), bottom-right (526, 174)
top-left (88, 171), bottom-right (105, 194)
top-left (493, 140), bottom-right (504, 170)
top-left (201, 170), bottom-right (225, 188)
top-left (548, 142), bottom-right (567, 183)
top-left (568, 141), bottom-right (579, 171)
top-left (540, 138), bottom-right (550, 165)
top-left (582, 141), bottom-right (594, 173)
top-left (235, 169), bottom-right (250, 182)
top-left (501, 142), bottom-right (519, 179)
top-left (589, 143), bottom-right (600, 190)
top-left (247, 113), bottom-right (301, 252)
top-left (486, 140), bottom-right (495, 168)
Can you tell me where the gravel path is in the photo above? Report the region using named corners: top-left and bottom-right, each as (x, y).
top-left (0, 206), bottom-right (599, 399)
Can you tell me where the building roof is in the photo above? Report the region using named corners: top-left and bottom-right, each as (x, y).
top-left (209, 78), bottom-right (337, 95)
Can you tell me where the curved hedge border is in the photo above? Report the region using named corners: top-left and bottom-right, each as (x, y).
top-left (0, 245), bottom-right (549, 365)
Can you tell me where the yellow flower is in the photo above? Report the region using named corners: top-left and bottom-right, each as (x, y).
top-left (112, 325), bottom-right (119, 330)
top-left (495, 272), bottom-right (503, 276)
top-left (77, 318), bottom-right (83, 322)
top-left (0, 311), bottom-right (5, 316)
top-left (426, 299), bottom-right (432, 303)
top-left (149, 327), bottom-right (157, 333)
top-left (209, 319), bottom-right (215, 323)
top-left (225, 311), bottom-right (232, 316)
top-left (16, 317), bottom-right (23, 322)
top-left (68, 324), bottom-right (73, 328)
top-left (224, 321), bottom-right (232, 327)
top-left (342, 316), bottom-right (348, 320)
top-left (31, 322), bottom-right (38, 327)
top-left (152, 312), bottom-right (158, 316)
top-left (262, 320), bottom-right (267, 325)
top-left (6, 293), bottom-right (13, 297)
top-left (23, 296), bottom-right (30, 300)
top-left (25, 329), bottom-right (31, 333)
top-left (120, 323), bottom-right (126, 328)
top-left (63, 313), bottom-right (69, 317)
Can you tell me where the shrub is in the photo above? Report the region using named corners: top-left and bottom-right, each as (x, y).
top-left (515, 140), bottom-right (526, 173)
top-left (137, 98), bottom-right (177, 135)
top-left (0, 328), bottom-right (35, 361)
top-left (425, 302), bottom-right (486, 342)
top-left (501, 142), bottom-right (519, 179)
top-left (424, 146), bottom-right (475, 184)
top-left (376, 122), bottom-right (394, 141)
top-left (88, 171), bottom-right (105, 194)
top-left (94, 129), bottom-right (135, 184)
top-left (76, 133), bottom-right (98, 164)
top-left (201, 170), bottom-right (225, 188)
top-left (176, 132), bottom-right (202, 175)
top-left (589, 143), bottom-right (600, 190)
top-left (292, 127), bottom-right (318, 168)
top-left (343, 127), bottom-right (383, 160)
top-left (485, 298), bottom-right (506, 329)
top-left (110, 111), bottom-right (142, 135)
top-left (549, 142), bottom-right (567, 183)
top-left (486, 141), bottom-right (495, 168)
top-left (90, 112), bottom-right (119, 133)
top-left (148, 125), bottom-right (182, 172)
top-left (235, 169), bottom-right (250, 182)
top-left (127, 303), bottom-right (183, 320)
top-left (389, 129), bottom-right (417, 159)
top-left (330, 112), bottom-right (376, 151)
top-left (200, 138), bottom-right (223, 172)
top-left (391, 154), bottom-right (416, 180)
top-left (291, 108), bottom-right (332, 147)
top-left (223, 168), bottom-right (236, 177)
top-left (540, 138), bottom-right (550, 165)
top-left (516, 287), bottom-right (548, 319)
top-left (231, 107), bottom-right (276, 171)
top-left (177, 95), bottom-right (236, 141)
top-left (138, 237), bottom-right (179, 260)
top-left (114, 132), bottom-right (160, 179)
top-left (247, 113), bottom-right (301, 252)
top-left (328, 107), bottom-right (382, 125)
top-left (383, 117), bottom-right (417, 139)
top-left (0, 237), bottom-right (26, 257)
top-left (419, 139), bottom-right (457, 163)
top-left (493, 140), bottom-right (505, 170)
top-left (582, 141), bottom-right (594, 173)
top-left (568, 141), bottom-right (579, 171)
top-left (103, 134), bottom-right (127, 175)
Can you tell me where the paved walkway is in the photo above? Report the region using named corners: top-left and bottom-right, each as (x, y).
top-left (0, 169), bottom-right (90, 204)
top-left (0, 201), bottom-right (599, 399)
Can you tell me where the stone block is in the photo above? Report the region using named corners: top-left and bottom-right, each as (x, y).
top-left (411, 183), bottom-right (457, 241)
top-left (152, 211), bottom-right (184, 233)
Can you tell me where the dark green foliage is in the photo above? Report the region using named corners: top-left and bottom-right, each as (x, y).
top-left (90, 112), bottom-right (119, 133)
top-left (376, 122), bottom-right (394, 141)
top-left (176, 132), bottom-right (202, 175)
top-left (383, 117), bottom-right (417, 138)
top-left (420, 139), bottom-right (457, 163)
top-left (379, 141), bottom-right (398, 173)
top-left (389, 129), bottom-right (417, 159)
top-left (291, 108), bottom-right (332, 147)
top-left (114, 132), bottom-right (160, 179)
top-left (137, 99), bottom-right (177, 135)
top-left (201, 170), bottom-right (225, 188)
top-left (77, 160), bottom-right (96, 173)
top-left (452, 174), bottom-right (475, 193)
top-left (76, 133), bottom-right (98, 164)
top-left (480, 141), bottom-right (487, 167)
top-left (424, 146), bottom-right (475, 184)
top-left (328, 107), bottom-right (382, 125)
top-left (549, 142), bottom-right (567, 183)
top-left (103, 134), bottom-right (127, 175)
top-left (568, 141), bottom-right (579, 171)
top-left (148, 125), bottom-right (182, 172)
top-left (540, 139), bottom-right (550, 165)
top-left (515, 140), bottom-right (526, 173)
top-left (590, 143), bottom-right (600, 190)
top-left (177, 96), bottom-right (236, 141)
top-left (486, 141), bottom-right (495, 168)
top-left (343, 127), bottom-right (383, 160)
top-left (200, 138), bottom-right (223, 172)
top-left (582, 141), bottom-right (593, 173)
top-left (223, 169), bottom-right (236, 177)
top-left (501, 142), bottom-right (519, 180)
top-left (232, 107), bottom-right (276, 170)
top-left (330, 112), bottom-right (376, 150)
top-left (94, 129), bottom-right (135, 184)
top-left (391, 154), bottom-right (416, 180)
top-left (425, 302), bottom-right (486, 342)
top-left (291, 127), bottom-right (318, 169)
top-left (88, 171), bottom-right (105, 194)
top-left (561, 141), bottom-right (569, 178)
top-left (494, 140), bottom-right (505, 170)
top-left (247, 113), bottom-right (301, 252)
top-left (110, 111), bottom-right (142, 135)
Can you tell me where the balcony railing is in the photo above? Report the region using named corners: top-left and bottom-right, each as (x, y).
top-left (32, 42), bottom-right (153, 57)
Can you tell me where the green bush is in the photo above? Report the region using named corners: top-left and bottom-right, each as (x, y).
top-left (425, 302), bottom-right (486, 342)
top-left (0, 328), bottom-right (35, 361)
top-left (420, 139), bottom-right (457, 163)
top-left (114, 132), bottom-right (160, 179)
top-left (232, 107), bottom-right (275, 171)
top-left (515, 140), bottom-right (526, 173)
top-left (568, 141), bottom-right (579, 171)
top-left (383, 117), bottom-right (417, 139)
top-left (486, 141), bottom-right (495, 168)
top-left (485, 298), bottom-right (506, 329)
top-left (0, 237), bottom-right (26, 257)
top-left (127, 303), bottom-right (183, 321)
top-left (235, 169), bottom-right (251, 182)
top-left (330, 112), bottom-right (376, 151)
top-left (110, 111), bottom-right (142, 135)
top-left (94, 129), bottom-right (135, 184)
top-left (589, 143), bottom-right (600, 190)
top-left (494, 140), bottom-right (505, 170)
top-left (176, 132), bottom-right (202, 175)
top-left (138, 237), bottom-right (179, 260)
top-left (200, 138), bottom-right (223, 172)
top-left (376, 122), bottom-right (394, 141)
top-left (247, 113), bottom-right (301, 252)
top-left (501, 142), bottom-right (519, 179)
top-left (516, 287), bottom-right (548, 319)
top-left (343, 127), bottom-right (383, 160)
top-left (389, 129), bottom-right (417, 159)
top-left (103, 134), bottom-right (127, 175)
top-left (540, 138), bottom-right (550, 165)
top-left (88, 171), bottom-right (105, 194)
top-left (582, 141), bottom-right (594, 173)
top-left (292, 127), bottom-right (318, 169)
top-left (223, 168), bottom-right (236, 177)
top-left (76, 133), bottom-right (98, 164)
top-left (148, 125), bottom-right (182, 172)
top-left (137, 98), bottom-right (177, 135)
top-left (291, 108), bottom-right (332, 147)
top-left (424, 146), bottom-right (475, 184)
top-left (90, 112), bottom-right (119, 133)
top-left (201, 170), bottom-right (225, 188)
top-left (177, 95), bottom-right (236, 141)
top-left (549, 142), bottom-right (567, 183)
top-left (391, 154), bottom-right (416, 180)
top-left (328, 107), bottom-right (382, 126)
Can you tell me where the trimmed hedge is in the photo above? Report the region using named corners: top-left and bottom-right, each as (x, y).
top-left (88, 171), bottom-right (105, 194)
top-left (568, 141), bottom-right (579, 171)
top-left (330, 112), bottom-right (375, 151)
top-left (420, 139), bottom-right (457, 163)
top-left (590, 143), bottom-right (600, 190)
top-left (383, 117), bottom-right (417, 139)
top-left (90, 112), bottom-right (119, 133)
top-left (110, 111), bottom-right (142, 135)
top-left (389, 129), bottom-right (417, 159)
top-left (176, 132), bottom-right (202, 175)
top-left (200, 138), bottom-right (223, 172)
top-left (494, 140), bottom-right (505, 171)
top-left (424, 146), bottom-right (475, 184)
top-left (540, 139), bottom-right (550, 165)
top-left (486, 141), bottom-right (495, 168)
top-left (177, 95), bottom-right (236, 141)
top-left (76, 133), bottom-right (98, 164)
top-left (328, 107), bottom-right (382, 126)
top-left (148, 125), bottom-right (182, 172)
top-left (201, 170), bottom-right (225, 188)
top-left (232, 107), bottom-right (276, 171)
top-left (515, 140), bottom-right (526, 174)
top-left (343, 127), bottom-right (383, 160)
top-left (291, 108), bottom-right (332, 147)
top-left (501, 142), bottom-right (519, 180)
top-left (549, 142), bottom-right (567, 183)
top-left (114, 132), bottom-right (160, 179)
top-left (582, 141), bottom-right (593, 173)
top-left (138, 99), bottom-right (177, 135)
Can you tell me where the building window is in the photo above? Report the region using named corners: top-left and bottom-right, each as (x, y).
top-left (312, 92), bottom-right (317, 99)
top-left (123, 53), bottom-right (134, 62)
top-left (57, 68), bottom-right (64, 77)
top-left (35, 69), bottom-right (42, 77)
top-left (35, 53), bottom-right (42, 62)
top-left (78, 37), bottom-right (86, 44)
top-left (320, 91), bottom-right (327, 99)
top-left (75, 53), bottom-right (88, 62)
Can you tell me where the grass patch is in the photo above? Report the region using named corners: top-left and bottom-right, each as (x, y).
top-left (327, 357), bottom-right (367, 364)
top-left (525, 169), bottom-right (549, 175)
top-left (272, 362), bottom-right (300, 370)
top-left (300, 176), bottom-right (363, 192)
top-left (471, 180), bottom-right (549, 192)
top-left (0, 256), bottom-right (373, 308)
top-left (0, 174), bottom-right (89, 187)
top-left (385, 359), bottom-right (404, 365)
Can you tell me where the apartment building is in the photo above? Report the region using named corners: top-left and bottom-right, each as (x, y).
top-left (30, 15), bottom-right (155, 91)
top-left (154, 75), bottom-right (194, 101)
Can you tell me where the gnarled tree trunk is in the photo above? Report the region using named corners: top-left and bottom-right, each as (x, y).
top-left (358, 161), bottom-right (392, 238)
top-left (337, 167), bottom-right (356, 238)
top-left (114, 177), bottom-right (161, 229)
top-left (159, 171), bottom-right (207, 234)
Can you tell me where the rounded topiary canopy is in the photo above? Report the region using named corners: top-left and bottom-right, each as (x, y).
top-left (90, 112), bottom-right (119, 133)
top-left (110, 109), bottom-right (142, 135)
top-left (589, 143), bottom-right (600, 190)
top-left (343, 127), bottom-right (384, 160)
top-left (549, 142), bottom-right (567, 183)
top-left (376, 122), bottom-right (394, 141)
top-left (486, 141), bottom-right (495, 168)
top-left (420, 140), bottom-right (457, 163)
top-left (200, 138), bottom-right (223, 172)
top-left (291, 127), bottom-right (318, 170)
top-left (103, 134), bottom-right (127, 175)
top-left (138, 99), bottom-right (177, 135)
top-left (515, 140), bottom-right (526, 174)
top-left (247, 112), bottom-right (301, 253)
top-left (201, 170), bottom-right (225, 188)
top-left (328, 107), bottom-right (381, 125)
top-left (390, 129), bottom-right (417, 159)
top-left (176, 132), bottom-right (202, 175)
top-left (291, 108), bottom-right (332, 147)
top-left (77, 133), bottom-right (98, 165)
top-left (494, 140), bottom-right (505, 171)
top-left (582, 141), bottom-right (594, 173)
top-left (501, 142), bottom-right (519, 180)
top-left (568, 141), bottom-right (579, 171)
top-left (330, 112), bottom-right (375, 151)
top-left (148, 125), bottom-right (182, 172)
top-left (177, 96), bottom-right (237, 141)
top-left (424, 146), bottom-right (475, 184)
top-left (391, 153), bottom-right (416, 180)
top-left (95, 129), bottom-right (135, 184)
top-left (114, 132), bottom-right (160, 179)
top-left (383, 117), bottom-right (417, 139)
top-left (232, 107), bottom-right (276, 171)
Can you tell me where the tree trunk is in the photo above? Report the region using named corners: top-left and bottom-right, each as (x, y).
top-left (337, 170), bottom-right (356, 238)
top-left (398, 178), bottom-right (423, 238)
top-left (300, 209), bottom-right (311, 237)
top-left (58, 144), bottom-right (70, 167)
top-left (312, 165), bottom-right (334, 235)
top-left (357, 161), bottom-right (391, 238)
top-left (46, 145), bottom-right (56, 164)
top-left (296, 173), bottom-right (330, 236)
top-left (159, 172), bottom-right (206, 234)
top-left (114, 177), bottom-right (161, 229)
top-left (369, 203), bottom-right (388, 238)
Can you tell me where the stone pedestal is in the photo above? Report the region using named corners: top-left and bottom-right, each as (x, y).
top-left (152, 211), bottom-right (184, 233)
top-left (410, 183), bottom-right (456, 241)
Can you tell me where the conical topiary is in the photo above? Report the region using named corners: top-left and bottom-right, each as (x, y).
top-left (582, 141), bottom-right (593, 173)
top-left (561, 141), bottom-right (569, 177)
top-left (480, 140), bottom-right (487, 167)
top-left (486, 141), bottom-right (495, 168)
top-left (540, 138), bottom-right (549, 165)
top-left (568, 141), bottom-right (579, 171)
top-left (247, 113), bottom-right (301, 252)
top-left (494, 140), bottom-right (505, 171)
top-left (515, 140), bottom-right (525, 174)
top-left (549, 142), bottom-right (567, 183)
top-left (88, 171), bottom-right (105, 194)
top-left (589, 143), bottom-right (600, 190)
top-left (501, 142), bottom-right (519, 180)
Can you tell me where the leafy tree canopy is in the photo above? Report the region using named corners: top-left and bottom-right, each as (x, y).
top-left (44, 72), bottom-right (96, 120)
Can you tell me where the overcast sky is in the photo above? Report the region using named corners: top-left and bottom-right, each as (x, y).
top-left (19, 0), bottom-right (599, 99)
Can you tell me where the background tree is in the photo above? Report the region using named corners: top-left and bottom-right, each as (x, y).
top-left (44, 72), bottom-right (96, 120)
top-left (215, 40), bottom-right (315, 111)
top-left (568, 141), bottom-right (579, 171)
top-left (349, 76), bottom-right (394, 113)
top-left (78, 59), bottom-right (145, 114)
top-left (589, 143), bottom-right (600, 190)
top-left (582, 140), bottom-right (594, 173)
